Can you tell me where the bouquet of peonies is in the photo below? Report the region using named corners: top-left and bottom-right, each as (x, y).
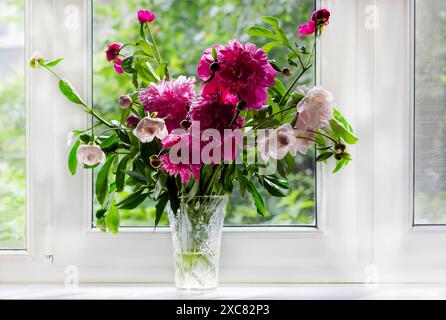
top-left (31, 8), bottom-right (356, 233)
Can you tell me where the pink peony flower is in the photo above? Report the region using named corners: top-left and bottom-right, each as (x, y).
top-left (298, 20), bottom-right (316, 36)
top-left (138, 9), bottom-right (156, 23)
top-left (105, 43), bottom-right (124, 74)
top-left (139, 76), bottom-right (196, 132)
top-left (160, 134), bottom-right (201, 183)
top-left (197, 40), bottom-right (276, 110)
top-left (76, 143), bottom-right (106, 166)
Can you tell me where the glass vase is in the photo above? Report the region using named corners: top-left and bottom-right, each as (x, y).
top-left (167, 196), bottom-right (228, 291)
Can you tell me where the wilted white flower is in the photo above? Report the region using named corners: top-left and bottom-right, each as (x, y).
top-left (294, 126), bottom-right (316, 155)
top-left (258, 124), bottom-right (298, 161)
top-left (133, 116), bottom-right (168, 143)
top-left (76, 143), bottom-right (106, 166)
top-left (296, 86), bottom-right (334, 129)
top-left (29, 51), bottom-right (44, 69)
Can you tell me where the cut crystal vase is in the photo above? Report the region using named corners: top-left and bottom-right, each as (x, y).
top-left (168, 196), bottom-right (228, 291)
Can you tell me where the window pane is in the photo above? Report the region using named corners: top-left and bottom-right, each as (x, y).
top-left (414, 0), bottom-right (446, 224)
top-left (0, 0), bottom-right (25, 248)
top-left (92, 0), bottom-right (315, 227)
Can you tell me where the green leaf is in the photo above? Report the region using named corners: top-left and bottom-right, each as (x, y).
top-left (116, 155), bottom-right (130, 192)
top-left (260, 176), bottom-right (287, 197)
top-left (329, 119), bottom-right (358, 145)
top-left (274, 78), bottom-right (286, 97)
top-left (121, 56), bottom-right (136, 73)
top-left (167, 176), bottom-right (180, 214)
top-left (44, 58), bottom-right (64, 68)
top-left (262, 16), bottom-right (280, 30)
top-left (262, 41), bottom-right (281, 52)
top-left (245, 180), bottom-right (266, 216)
top-left (264, 175), bottom-right (289, 189)
top-left (316, 151), bottom-right (334, 162)
top-left (125, 170), bottom-right (147, 184)
top-left (333, 108), bottom-right (354, 133)
top-left (211, 47), bottom-right (218, 61)
top-left (58, 79), bottom-right (84, 105)
top-left (155, 193), bottom-right (168, 227)
top-left (332, 159), bottom-right (347, 173)
top-left (116, 189), bottom-right (147, 210)
top-left (68, 139), bottom-right (81, 175)
top-left (105, 204), bottom-right (120, 234)
top-left (99, 134), bottom-right (120, 149)
top-left (95, 155), bottom-right (115, 205)
top-left (247, 26), bottom-right (278, 40)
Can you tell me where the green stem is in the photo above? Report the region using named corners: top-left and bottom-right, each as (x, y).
top-left (41, 64), bottom-right (113, 128)
top-left (250, 105), bottom-right (296, 130)
top-left (306, 129), bottom-right (338, 144)
top-left (146, 24), bottom-right (162, 63)
top-left (278, 40), bottom-right (317, 107)
top-left (94, 127), bottom-right (131, 143)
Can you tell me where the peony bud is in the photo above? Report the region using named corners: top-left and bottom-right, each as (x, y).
top-left (29, 51), bottom-right (44, 69)
top-left (236, 100), bottom-right (247, 111)
top-left (149, 155), bottom-right (162, 169)
top-left (209, 62), bottom-right (220, 72)
top-left (76, 143), bottom-right (106, 166)
top-left (125, 115), bottom-right (140, 129)
top-left (138, 9), bottom-right (156, 24)
top-left (282, 68), bottom-right (291, 77)
top-left (133, 116), bottom-right (168, 143)
top-left (119, 95), bottom-right (133, 109)
top-left (180, 119), bottom-right (191, 130)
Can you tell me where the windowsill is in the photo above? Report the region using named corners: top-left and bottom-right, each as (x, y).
top-left (2, 284), bottom-right (446, 300)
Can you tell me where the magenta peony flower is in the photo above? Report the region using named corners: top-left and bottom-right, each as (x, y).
top-left (105, 43), bottom-right (124, 74)
top-left (189, 91), bottom-right (244, 161)
top-left (160, 134), bottom-right (201, 183)
top-left (311, 9), bottom-right (330, 25)
top-left (299, 9), bottom-right (330, 36)
top-left (298, 20), bottom-right (316, 36)
top-left (139, 76), bottom-right (196, 132)
top-left (138, 9), bottom-right (156, 23)
top-left (197, 40), bottom-right (276, 110)
top-left (105, 43), bottom-right (122, 61)
top-left (189, 91), bottom-right (244, 133)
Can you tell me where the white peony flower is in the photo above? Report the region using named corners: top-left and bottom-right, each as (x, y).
top-left (258, 124), bottom-right (298, 161)
top-left (133, 116), bottom-right (168, 143)
top-left (76, 143), bottom-right (106, 166)
top-left (296, 86), bottom-right (334, 129)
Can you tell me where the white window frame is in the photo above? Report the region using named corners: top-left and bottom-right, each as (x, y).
top-left (11, 0), bottom-right (446, 284)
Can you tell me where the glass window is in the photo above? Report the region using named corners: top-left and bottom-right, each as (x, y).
top-left (92, 0), bottom-right (316, 227)
top-left (414, 0), bottom-right (446, 225)
top-left (0, 0), bottom-right (25, 248)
